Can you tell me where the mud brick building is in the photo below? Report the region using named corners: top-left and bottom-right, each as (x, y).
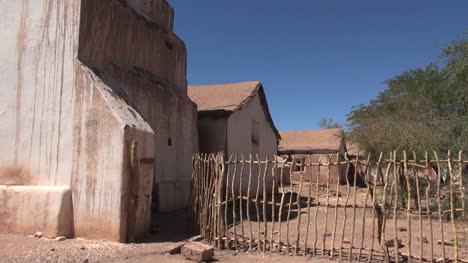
top-left (278, 128), bottom-right (347, 185)
top-left (188, 81), bottom-right (280, 195)
top-left (0, 0), bottom-right (197, 242)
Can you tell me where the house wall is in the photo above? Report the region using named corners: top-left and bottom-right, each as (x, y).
top-left (0, 186), bottom-right (73, 238)
top-left (78, 0), bottom-right (197, 212)
top-left (288, 153), bottom-right (345, 186)
top-left (130, 0), bottom-right (174, 31)
top-left (72, 66), bottom-right (156, 241)
top-left (281, 144), bottom-right (347, 185)
top-left (227, 94), bottom-right (277, 157)
top-left (0, 0), bottom-right (81, 187)
top-left (226, 94), bottom-right (278, 195)
top-left (0, 0), bottom-right (191, 241)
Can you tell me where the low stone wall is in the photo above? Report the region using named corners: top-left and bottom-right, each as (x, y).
top-left (0, 186), bottom-right (73, 238)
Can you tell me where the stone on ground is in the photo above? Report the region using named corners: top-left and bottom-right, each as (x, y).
top-left (181, 242), bottom-right (214, 262)
top-left (161, 242), bottom-right (186, 255)
top-left (55, 236), bottom-right (66, 241)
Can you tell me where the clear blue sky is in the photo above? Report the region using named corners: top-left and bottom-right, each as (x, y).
top-left (169, 0), bottom-right (467, 131)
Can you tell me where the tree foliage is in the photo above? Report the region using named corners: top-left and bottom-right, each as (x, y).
top-left (318, 118), bottom-right (342, 129)
top-left (347, 34), bottom-right (468, 155)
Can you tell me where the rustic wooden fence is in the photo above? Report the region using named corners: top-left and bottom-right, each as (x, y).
top-left (189, 151), bottom-right (467, 263)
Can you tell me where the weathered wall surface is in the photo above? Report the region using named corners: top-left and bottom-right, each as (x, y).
top-left (198, 117), bottom-right (227, 154)
top-left (227, 94), bottom-right (277, 157)
top-left (129, 0), bottom-right (174, 31)
top-left (0, 0), bottom-right (81, 186)
top-left (227, 94), bottom-right (278, 195)
top-left (0, 186), bottom-right (73, 238)
top-left (288, 153), bottom-right (345, 185)
top-left (78, 0), bottom-right (197, 212)
top-left (0, 0), bottom-right (197, 241)
top-left (78, 0), bottom-right (188, 95)
top-left (72, 65), bottom-right (155, 241)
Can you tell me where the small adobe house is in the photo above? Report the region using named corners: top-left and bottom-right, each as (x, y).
top-left (188, 81), bottom-right (280, 194)
top-left (278, 129), bottom-right (347, 185)
top-left (0, 0), bottom-right (197, 242)
top-left (188, 81), bottom-right (280, 156)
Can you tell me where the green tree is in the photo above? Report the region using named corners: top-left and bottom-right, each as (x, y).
top-left (346, 34), bottom-right (468, 155)
top-left (318, 118), bottom-right (342, 129)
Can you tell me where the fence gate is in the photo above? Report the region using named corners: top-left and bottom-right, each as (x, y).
top-left (189, 151), bottom-right (467, 263)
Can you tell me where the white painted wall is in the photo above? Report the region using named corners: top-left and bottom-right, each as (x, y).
top-left (0, 0), bottom-right (80, 186)
top-left (0, 0), bottom-right (174, 241)
top-left (227, 94), bottom-right (277, 159)
top-left (226, 93), bottom-right (278, 195)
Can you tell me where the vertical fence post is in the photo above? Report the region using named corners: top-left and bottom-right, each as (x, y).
top-left (368, 152), bottom-right (384, 263)
top-left (358, 153), bottom-right (372, 261)
top-left (393, 151), bottom-right (400, 263)
top-left (217, 153), bottom-right (226, 249)
top-left (413, 151), bottom-right (423, 263)
top-left (330, 153), bottom-right (341, 259)
top-left (349, 152), bottom-right (359, 261)
top-left (380, 152), bottom-right (393, 263)
top-left (278, 155), bottom-right (287, 253)
top-left (313, 155), bottom-right (322, 256)
top-left (270, 155), bottom-right (278, 252)
top-left (239, 154), bottom-right (245, 250)
top-left (305, 155), bottom-right (313, 255)
top-left (255, 154), bottom-right (262, 251)
top-left (295, 156), bottom-right (304, 255)
top-left (403, 151), bottom-right (413, 261)
top-left (459, 151), bottom-right (466, 250)
top-left (424, 152), bottom-right (434, 263)
top-left (262, 156), bottom-right (269, 253)
top-left (225, 154), bottom-right (233, 249)
top-left (322, 154), bottom-right (331, 257)
top-left (286, 155), bottom-right (295, 254)
top-left (199, 154), bottom-right (205, 238)
top-left (339, 153), bottom-right (351, 262)
top-left (448, 151), bottom-right (459, 263)
top-left (434, 151), bottom-right (446, 263)
top-left (247, 154), bottom-right (254, 251)
top-left (232, 154), bottom-right (239, 251)
top-left (377, 152), bottom-right (394, 263)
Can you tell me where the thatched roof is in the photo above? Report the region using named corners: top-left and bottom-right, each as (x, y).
top-left (278, 128), bottom-right (344, 154)
top-left (188, 81), bottom-right (280, 139)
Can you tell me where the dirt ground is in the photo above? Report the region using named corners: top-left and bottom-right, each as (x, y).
top-left (222, 183), bottom-right (467, 262)
top-left (0, 233), bottom-right (334, 263)
top-left (1, 183), bottom-right (465, 263)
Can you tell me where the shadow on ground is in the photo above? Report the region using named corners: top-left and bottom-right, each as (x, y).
top-left (137, 208), bottom-right (191, 243)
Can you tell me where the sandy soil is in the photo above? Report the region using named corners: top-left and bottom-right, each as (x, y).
top-left (0, 234), bottom-right (334, 263)
top-left (222, 183), bottom-right (467, 262)
top-left (0, 183), bottom-right (464, 263)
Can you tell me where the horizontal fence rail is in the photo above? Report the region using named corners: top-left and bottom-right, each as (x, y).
top-left (189, 151), bottom-right (467, 263)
